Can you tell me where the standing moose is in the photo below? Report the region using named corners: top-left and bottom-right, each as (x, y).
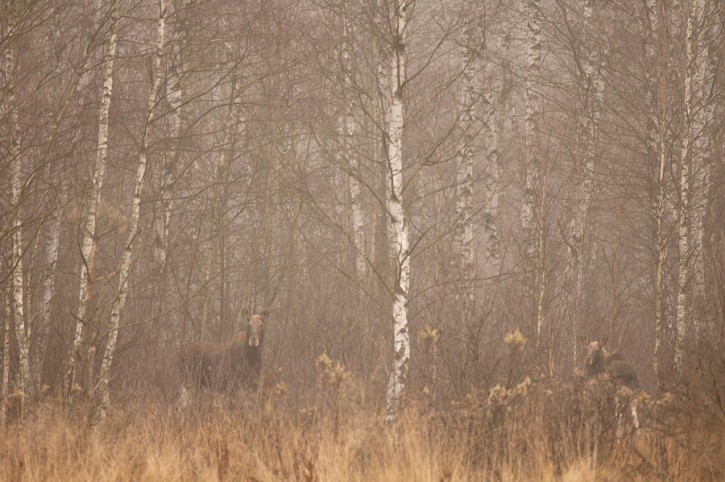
top-left (583, 336), bottom-right (640, 428)
top-left (178, 309), bottom-right (267, 403)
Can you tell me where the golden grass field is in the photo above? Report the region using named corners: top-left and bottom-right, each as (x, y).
top-left (2, 364), bottom-right (722, 482)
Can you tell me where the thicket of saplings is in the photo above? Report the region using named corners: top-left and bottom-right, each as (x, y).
top-left (2, 332), bottom-right (723, 481)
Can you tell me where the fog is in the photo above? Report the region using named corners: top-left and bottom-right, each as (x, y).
top-left (1, 0), bottom-right (723, 478)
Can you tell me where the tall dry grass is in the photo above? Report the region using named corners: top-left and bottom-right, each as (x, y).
top-left (1, 357), bottom-right (722, 481)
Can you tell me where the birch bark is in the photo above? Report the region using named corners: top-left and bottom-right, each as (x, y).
top-left (37, 180), bottom-right (63, 389)
top-left (691, 0), bottom-right (717, 341)
top-left (340, 5), bottom-right (367, 283)
top-left (638, 0), bottom-right (668, 388)
top-left (97, 0), bottom-right (169, 418)
top-left (65, 0), bottom-right (120, 396)
top-left (522, 0), bottom-right (543, 343)
top-left (384, 0), bottom-right (411, 423)
top-left (153, 45), bottom-right (183, 270)
top-left (2, 288), bottom-right (10, 426)
top-left (567, 0), bottom-right (603, 366)
top-left (675, 0), bottom-right (705, 370)
top-left (454, 9), bottom-right (477, 289)
top-left (5, 18), bottom-right (31, 399)
top-left (481, 48), bottom-right (501, 277)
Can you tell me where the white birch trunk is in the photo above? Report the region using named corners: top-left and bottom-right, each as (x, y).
top-left (522, 0), bottom-right (543, 341)
top-left (455, 11), bottom-right (476, 290)
top-left (65, 3), bottom-right (120, 395)
top-left (97, 0), bottom-right (168, 418)
top-left (494, 30), bottom-right (513, 274)
top-left (158, 41), bottom-right (185, 267)
top-left (654, 124), bottom-right (667, 386)
top-left (567, 0), bottom-right (603, 366)
top-left (341, 7), bottom-right (367, 283)
top-left (691, 0), bottom-right (717, 340)
top-left (151, 42), bottom-right (183, 346)
top-left (37, 182), bottom-right (63, 389)
top-left (215, 70), bottom-right (245, 332)
top-left (384, 0), bottom-right (411, 423)
top-left (639, 0), bottom-right (667, 388)
top-left (481, 67), bottom-right (500, 276)
top-left (6, 36), bottom-right (31, 398)
top-left (349, 137), bottom-right (367, 282)
top-left (41, 206), bottom-right (62, 335)
top-left (153, 57), bottom-right (182, 270)
top-left (675, 0), bottom-right (700, 370)
top-left (2, 288), bottom-right (11, 426)
top-left (377, 49), bottom-right (395, 258)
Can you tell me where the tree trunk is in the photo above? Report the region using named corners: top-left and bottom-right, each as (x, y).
top-left (481, 47), bottom-right (501, 278)
top-left (37, 179), bottom-right (63, 391)
top-left (65, 0), bottom-right (120, 397)
top-left (97, 0), bottom-right (168, 419)
top-left (153, 43), bottom-right (184, 271)
top-left (384, 0), bottom-right (411, 423)
top-left (6, 24), bottom-right (31, 402)
top-left (675, 0), bottom-right (701, 372)
top-left (2, 287), bottom-right (10, 427)
top-left (522, 0), bottom-right (543, 346)
top-left (691, 0), bottom-right (717, 343)
top-left (341, 5), bottom-right (367, 284)
top-left (454, 9), bottom-right (476, 293)
top-left (639, 0), bottom-right (668, 391)
top-left (568, 0), bottom-right (603, 367)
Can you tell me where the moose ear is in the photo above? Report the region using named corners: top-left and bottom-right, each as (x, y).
top-left (261, 310), bottom-right (269, 319)
top-left (580, 334), bottom-right (590, 346)
top-left (601, 335), bottom-right (608, 348)
top-left (241, 307), bottom-right (250, 318)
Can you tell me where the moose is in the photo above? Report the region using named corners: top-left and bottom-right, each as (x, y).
top-left (178, 309), bottom-right (267, 402)
top-left (582, 335), bottom-right (640, 428)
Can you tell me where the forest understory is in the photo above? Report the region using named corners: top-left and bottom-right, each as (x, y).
top-left (2, 347), bottom-right (723, 482)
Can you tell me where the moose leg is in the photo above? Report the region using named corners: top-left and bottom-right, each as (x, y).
top-left (630, 402), bottom-right (640, 429)
top-left (178, 384), bottom-right (192, 409)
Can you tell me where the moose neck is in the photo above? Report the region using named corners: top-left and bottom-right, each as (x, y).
top-left (244, 341), bottom-right (262, 368)
top-left (589, 350), bottom-right (607, 375)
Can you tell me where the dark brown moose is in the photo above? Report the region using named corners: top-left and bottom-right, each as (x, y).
top-left (583, 335), bottom-right (640, 428)
top-left (178, 310), bottom-right (267, 400)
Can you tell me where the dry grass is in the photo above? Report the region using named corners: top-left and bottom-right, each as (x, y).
top-left (1, 365), bottom-right (722, 481)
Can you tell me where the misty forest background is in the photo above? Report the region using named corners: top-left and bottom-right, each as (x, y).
top-left (1, 0), bottom-right (724, 426)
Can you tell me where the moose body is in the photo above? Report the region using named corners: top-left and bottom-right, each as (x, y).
top-left (178, 311), bottom-right (266, 397)
top-left (583, 336), bottom-right (640, 428)
top-left (584, 340), bottom-right (639, 390)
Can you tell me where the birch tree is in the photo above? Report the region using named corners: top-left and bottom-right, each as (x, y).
top-left (2, 289), bottom-right (10, 426)
top-left (37, 176), bottom-right (64, 388)
top-left (97, 0), bottom-right (170, 419)
top-left (691, 0), bottom-right (719, 343)
top-left (384, 0), bottom-right (411, 423)
top-left (340, 3), bottom-right (367, 284)
top-left (213, 63), bottom-right (246, 337)
top-left (675, 0), bottom-right (701, 371)
top-left (65, 0), bottom-right (120, 397)
top-left (153, 42), bottom-right (184, 272)
top-left (481, 34), bottom-right (501, 278)
top-left (641, 0), bottom-right (669, 389)
top-left (521, 0), bottom-right (544, 346)
top-left (454, 6), bottom-right (477, 291)
top-left (566, 0), bottom-right (605, 365)
top-left (4, 2), bottom-right (31, 402)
